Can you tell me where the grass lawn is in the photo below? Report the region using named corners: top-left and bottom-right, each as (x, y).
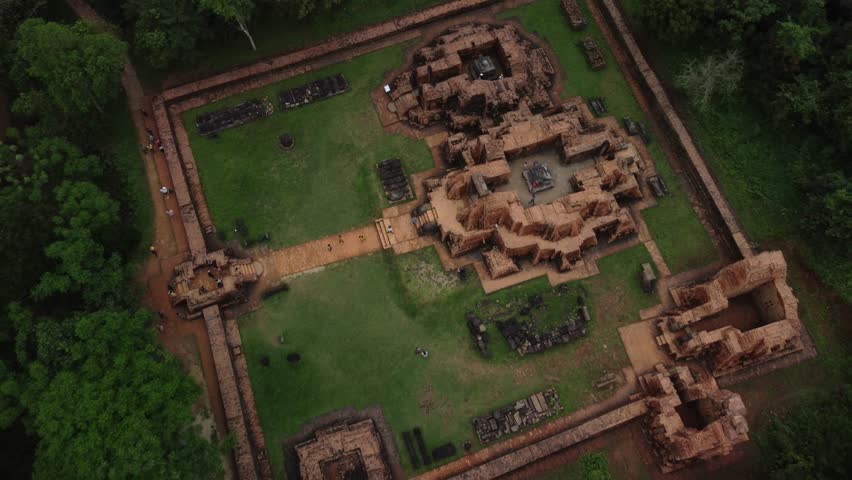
top-left (239, 244), bottom-right (658, 478)
top-left (498, 0), bottom-right (717, 273)
top-left (183, 44), bottom-right (433, 249)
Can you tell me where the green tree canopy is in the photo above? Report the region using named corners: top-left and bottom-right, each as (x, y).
top-left (11, 19), bottom-right (126, 122)
top-left (123, 0), bottom-right (208, 69)
top-left (197, 0), bottom-right (257, 50)
top-left (675, 50), bottom-right (744, 111)
top-left (0, 0), bottom-right (44, 41)
top-left (20, 309), bottom-right (222, 479)
top-left (758, 386), bottom-right (852, 479)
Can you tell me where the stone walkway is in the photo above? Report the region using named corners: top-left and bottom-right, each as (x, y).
top-left (258, 225), bottom-right (383, 289)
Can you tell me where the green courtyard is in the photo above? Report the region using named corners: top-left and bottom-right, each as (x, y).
top-left (179, 2), bottom-right (729, 477)
top-left (184, 45), bottom-right (433, 249)
top-left (240, 244), bottom-right (658, 476)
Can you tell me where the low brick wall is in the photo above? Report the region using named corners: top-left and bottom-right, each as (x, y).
top-left (451, 401), bottom-right (647, 479)
top-left (203, 306), bottom-right (267, 480)
top-left (598, 0), bottom-right (752, 259)
top-left (161, 0), bottom-right (501, 102)
top-left (153, 96), bottom-right (209, 260)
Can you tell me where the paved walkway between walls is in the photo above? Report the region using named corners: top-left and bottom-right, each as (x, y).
top-left (258, 225), bottom-right (384, 286)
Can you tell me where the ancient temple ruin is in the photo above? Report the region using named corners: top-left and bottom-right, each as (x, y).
top-left (639, 364), bottom-right (749, 472)
top-left (422, 98), bottom-right (644, 279)
top-left (171, 249), bottom-right (264, 315)
top-left (654, 251), bottom-right (803, 376)
top-left (295, 420), bottom-right (391, 480)
top-left (385, 23), bottom-right (555, 129)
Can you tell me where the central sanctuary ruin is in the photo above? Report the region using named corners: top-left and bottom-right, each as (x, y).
top-left (383, 23), bottom-right (648, 280)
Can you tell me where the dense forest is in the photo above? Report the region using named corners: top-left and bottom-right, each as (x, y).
top-left (640, 0), bottom-right (851, 297)
top-left (0, 1), bottom-right (366, 477)
top-left (0, 0), bottom-right (849, 478)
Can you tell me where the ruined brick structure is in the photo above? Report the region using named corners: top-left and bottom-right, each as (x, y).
top-left (295, 420), bottom-right (391, 480)
top-left (639, 364), bottom-right (749, 472)
top-left (171, 249), bottom-right (264, 315)
top-left (655, 251), bottom-right (803, 376)
top-left (561, 0), bottom-right (587, 30)
top-left (423, 97), bottom-right (644, 279)
top-left (386, 23), bottom-right (555, 129)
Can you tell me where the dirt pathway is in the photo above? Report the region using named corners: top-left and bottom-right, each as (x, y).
top-left (64, 0), bottom-right (231, 465)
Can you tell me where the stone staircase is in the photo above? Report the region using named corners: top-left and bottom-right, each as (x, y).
top-left (374, 218), bottom-right (397, 249)
top-left (414, 206), bottom-right (438, 231)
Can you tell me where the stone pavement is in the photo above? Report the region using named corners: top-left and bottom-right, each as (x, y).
top-left (258, 225), bottom-right (383, 289)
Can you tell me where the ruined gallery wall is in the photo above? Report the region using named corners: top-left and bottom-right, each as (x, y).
top-left (751, 281), bottom-right (788, 324)
top-left (224, 316), bottom-right (274, 480)
top-left (202, 306), bottom-right (261, 480)
top-left (153, 96), bottom-right (209, 259)
top-left (161, 0), bottom-right (504, 102)
top-left (597, 0), bottom-right (751, 260)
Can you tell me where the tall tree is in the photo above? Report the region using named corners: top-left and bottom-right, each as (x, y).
top-left (11, 19), bottom-right (126, 119)
top-left (675, 50), bottom-right (744, 111)
top-left (639, 0), bottom-right (715, 42)
top-left (19, 309), bottom-right (222, 479)
top-left (0, 0), bottom-right (43, 41)
top-left (123, 0), bottom-right (208, 70)
top-left (198, 0), bottom-right (257, 50)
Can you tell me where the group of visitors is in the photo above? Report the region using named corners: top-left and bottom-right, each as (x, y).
top-left (141, 129), bottom-right (166, 154)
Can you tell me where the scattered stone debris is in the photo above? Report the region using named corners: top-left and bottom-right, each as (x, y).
top-left (195, 98), bottom-right (274, 136)
top-left (472, 388), bottom-right (563, 444)
top-left (279, 73), bottom-right (349, 110)
top-left (413, 427), bottom-right (431, 466)
top-left (623, 116), bottom-right (639, 136)
top-left (589, 96), bottom-right (608, 116)
top-left (467, 286), bottom-right (589, 356)
top-left (561, 0), bottom-right (588, 30)
top-left (640, 262), bottom-right (657, 293)
top-left (594, 372), bottom-right (618, 389)
top-left (466, 312), bottom-right (491, 357)
top-left (578, 37), bottom-right (606, 70)
top-left (496, 311), bottom-right (587, 356)
top-left (377, 158), bottom-right (413, 202)
top-left (431, 442), bottom-right (457, 462)
top-left (402, 430), bottom-right (420, 469)
top-left (624, 117), bottom-right (652, 144)
top-left (646, 174), bottom-right (668, 197)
